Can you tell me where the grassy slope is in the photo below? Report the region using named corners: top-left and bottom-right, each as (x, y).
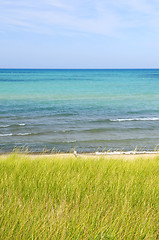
top-left (0, 154), bottom-right (159, 239)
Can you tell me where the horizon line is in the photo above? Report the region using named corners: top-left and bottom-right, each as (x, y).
top-left (0, 68), bottom-right (159, 70)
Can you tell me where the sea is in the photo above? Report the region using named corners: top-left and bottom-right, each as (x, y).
top-left (0, 69), bottom-right (159, 153)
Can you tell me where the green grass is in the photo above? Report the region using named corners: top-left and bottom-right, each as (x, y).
top-left (0, 154), bottom-right (159, 239)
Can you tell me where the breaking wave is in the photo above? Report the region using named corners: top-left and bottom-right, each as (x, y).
top-left (110, 117), bottom-right (159, 122)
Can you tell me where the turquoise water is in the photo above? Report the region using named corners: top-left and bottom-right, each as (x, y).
top-left (0, 69), bottom-right (159, 152)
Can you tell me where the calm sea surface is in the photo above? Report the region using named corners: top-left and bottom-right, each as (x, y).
top-left (0, 69), bottom-right (159, 153)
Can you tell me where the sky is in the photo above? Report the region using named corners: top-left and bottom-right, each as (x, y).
top-left (0, 0), bottom-right (159, 68)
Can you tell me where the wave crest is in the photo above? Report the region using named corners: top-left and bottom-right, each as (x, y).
top-left (110, 117), bottom-right (159, 122)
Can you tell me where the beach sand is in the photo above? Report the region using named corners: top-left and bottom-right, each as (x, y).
top-left (0, 152), bottom-right (159, 161)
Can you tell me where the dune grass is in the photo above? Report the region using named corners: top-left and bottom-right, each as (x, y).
top-left (0, 154), bottom-right (159, 239)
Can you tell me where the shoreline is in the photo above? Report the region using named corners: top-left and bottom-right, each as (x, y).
top-left (0, 151), bottom-right (159, 160)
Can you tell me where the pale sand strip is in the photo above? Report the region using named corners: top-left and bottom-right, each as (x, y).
top-left (0, 152), bottom-right (159, 161)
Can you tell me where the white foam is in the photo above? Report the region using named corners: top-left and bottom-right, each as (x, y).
top-left (111, 117), bottom-right (159, 122)
top-left (0, 133), bottom-right (13, 137)
top-left (0, 124), bottom-right (26, 128)
top-left (0, 125), bottom-right (10, 128)
top-left (17, 133), bottom-right (31, 136)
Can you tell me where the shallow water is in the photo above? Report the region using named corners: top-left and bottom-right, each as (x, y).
top-left (0, 69), bottom-right (159, 152)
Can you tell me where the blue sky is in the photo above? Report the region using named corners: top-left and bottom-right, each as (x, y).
top-left (0, 0), bottom-right (159, 68)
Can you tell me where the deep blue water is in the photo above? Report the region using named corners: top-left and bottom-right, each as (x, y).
top-left (0, 69), bottom-right (159, 152)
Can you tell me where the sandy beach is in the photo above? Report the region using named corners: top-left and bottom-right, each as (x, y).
top-left (1, 152), bottom-right (159, 161)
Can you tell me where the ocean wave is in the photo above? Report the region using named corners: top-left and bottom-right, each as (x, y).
top-left (0, 123), bottom-right (26, 128)
top-left (55, 128), bottom-right (120, 134)
top-left (110, 117), bottom-right (159, 122)
top-left (0, 133), bottom-right (13, 137)
top-left (0, 133), bottom-right (31, 137)
top-left (65, 140), bottom-right (77, 143)
top-left (16, 133), bottom-right (31, 136)
top-left (0, 125), bottom-right (10, 128)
